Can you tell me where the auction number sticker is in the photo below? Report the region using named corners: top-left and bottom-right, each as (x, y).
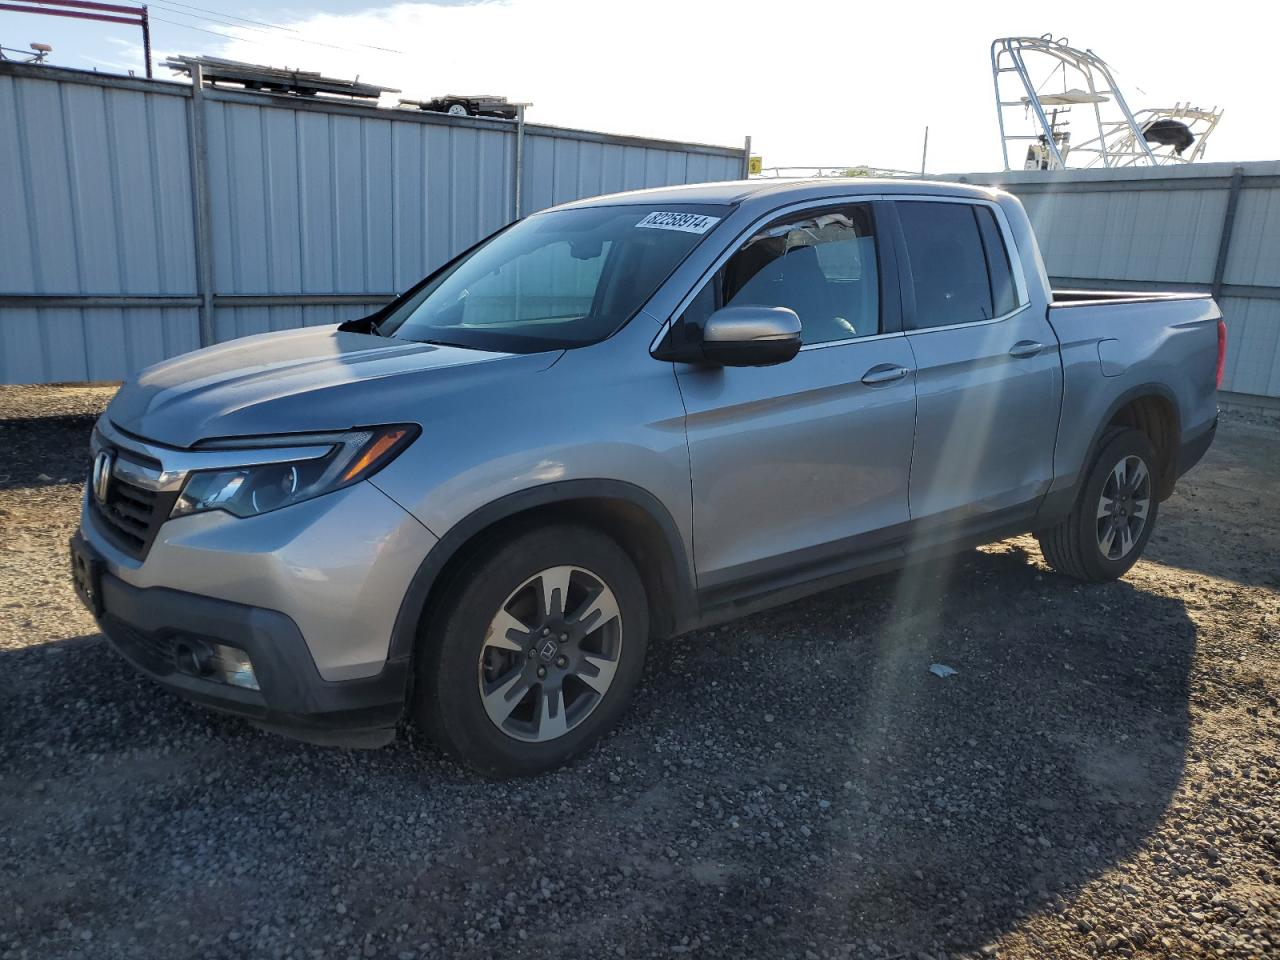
top-left (635, 211), bottom-right (721, 234)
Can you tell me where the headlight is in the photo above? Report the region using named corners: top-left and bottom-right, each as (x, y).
top-left (170, 425), bottom-right (417, 520)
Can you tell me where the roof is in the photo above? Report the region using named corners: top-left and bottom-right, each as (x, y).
top-left (555, 177), bottom-right (1005, 211)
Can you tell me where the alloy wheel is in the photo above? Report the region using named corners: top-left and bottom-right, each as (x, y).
top-left (1096, 454), bottom-right (1152, 561)
top-left (476, 565), bottom-right (623, 742)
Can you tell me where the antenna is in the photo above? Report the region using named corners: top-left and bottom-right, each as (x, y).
top-left (0, 39), bottom-right (52, 63)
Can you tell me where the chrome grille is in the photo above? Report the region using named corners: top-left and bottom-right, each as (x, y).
top-left (90, 449), bottom-right (177, 560)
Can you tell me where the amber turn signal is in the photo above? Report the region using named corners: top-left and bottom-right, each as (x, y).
top-left (340, 427), bottom-right (414, 483)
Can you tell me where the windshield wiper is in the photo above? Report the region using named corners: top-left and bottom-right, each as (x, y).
top-left (337, 314), bottom-right (384, 336)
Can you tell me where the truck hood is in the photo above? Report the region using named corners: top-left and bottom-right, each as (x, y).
top-left (105, 325), bottom-right (559, 448)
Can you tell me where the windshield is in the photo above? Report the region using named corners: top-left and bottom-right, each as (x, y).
top-left (378, 203), bottom-right (731, 352)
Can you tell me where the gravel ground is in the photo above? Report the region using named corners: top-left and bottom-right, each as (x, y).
top-left (1, 384), bottom-right (1277, 960)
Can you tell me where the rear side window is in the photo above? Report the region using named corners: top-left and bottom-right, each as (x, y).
top-left (974, 206), bottom-right (1019, 316)
top-left (898, 201), bottom-right (996, 329)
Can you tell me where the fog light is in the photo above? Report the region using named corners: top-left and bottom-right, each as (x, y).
top-left (174, 640), bottom-right (213, 677)
top-left (207, 643), bottom-right (259, 690)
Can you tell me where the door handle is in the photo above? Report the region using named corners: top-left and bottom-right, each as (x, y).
top-left (1009, 340), bottom-right (1045, 359)
top-left (860, 364), bottom-right (911, 385)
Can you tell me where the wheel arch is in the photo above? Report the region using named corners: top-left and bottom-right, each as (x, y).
top-left (387, 480), bottom-right (697, 670)
top-left (1096, 385), bottom-right (1181, 500)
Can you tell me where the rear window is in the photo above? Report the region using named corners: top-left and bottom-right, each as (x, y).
top-left (899, 201), bottom-right (1014, 329)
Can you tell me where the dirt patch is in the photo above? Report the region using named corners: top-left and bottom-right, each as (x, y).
top-left (0, 383), bottom-right (119, 421)
top-left (0, 388), bottom-right (1277, 960)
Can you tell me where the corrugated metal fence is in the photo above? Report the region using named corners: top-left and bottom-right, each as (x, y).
top-left (0, 62), bottom-right (746, 384)
top-left (951, 162), bottom-right (1280, 405)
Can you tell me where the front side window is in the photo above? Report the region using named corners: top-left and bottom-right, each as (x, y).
top-left (682, 205), bottom-right (881, 345)
top-left (379, 203), bottom-right (730, 353)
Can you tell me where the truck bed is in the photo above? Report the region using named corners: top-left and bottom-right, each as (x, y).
top-left (1043, 289), bottom-right (1221, 500)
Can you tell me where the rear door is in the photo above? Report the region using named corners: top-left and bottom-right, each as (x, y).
top-left (891, 198), bottom-right (1061, 533)
top-left (670, 200), bottom-right (918, 598)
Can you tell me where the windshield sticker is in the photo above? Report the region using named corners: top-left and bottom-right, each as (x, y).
top-left (635, 211), bottom-right (721, 234)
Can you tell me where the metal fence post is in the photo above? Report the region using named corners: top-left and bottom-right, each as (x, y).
top-left (1212, 166), bottom-right (1244, 300)
top-left (186, 61), bottom-right (216, 347)
top-left (513, 104), bottom-right (526, 220)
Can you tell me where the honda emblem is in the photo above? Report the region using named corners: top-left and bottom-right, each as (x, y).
top-left (92, 450), bottom-right (114, 504)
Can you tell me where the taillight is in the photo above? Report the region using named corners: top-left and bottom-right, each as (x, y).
top-left (1215, 319), bottom-right (1227, 390)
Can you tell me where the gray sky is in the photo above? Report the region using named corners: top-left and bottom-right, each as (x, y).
top-left (4, 0), bottom-right (1274, 172)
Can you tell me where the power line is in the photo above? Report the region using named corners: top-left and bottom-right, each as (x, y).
top-left (147, 12), bottom-right (404, 57)
top-left (148, 15), bottom-right (262, 41)
top-left (149, 0), bottom-right (309, 34)
top-left (146, 1), bottom-right (405, 55)
top-left (147, 1), bottom-right (303, 37)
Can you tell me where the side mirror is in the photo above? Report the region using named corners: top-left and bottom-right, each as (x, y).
top-left (701, 305), bottom-right (802, 367)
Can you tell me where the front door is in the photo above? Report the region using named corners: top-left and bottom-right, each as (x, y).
top-left (672, 202), bottom-right (918, 598)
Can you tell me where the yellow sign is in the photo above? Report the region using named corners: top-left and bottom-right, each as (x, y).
top-left (748, 155), bottom-right (762, 175)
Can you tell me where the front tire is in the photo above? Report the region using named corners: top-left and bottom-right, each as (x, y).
top-left (1037, 427), bottom-right (1160, 582)
top-left (414, 524), bottom-right (649, 777)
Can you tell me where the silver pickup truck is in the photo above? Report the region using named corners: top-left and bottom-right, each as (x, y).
top-left (71, 179), bottom-right (1224, 775)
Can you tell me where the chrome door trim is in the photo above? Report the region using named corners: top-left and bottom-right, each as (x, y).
top-left (904, 301), bottom-right (1032, 336)
top-left (797, 329), bottom-right (908, 352)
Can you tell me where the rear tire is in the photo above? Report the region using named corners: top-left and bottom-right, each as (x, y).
top-left (1036, 427), bottom-right (1160, 582)
top-left (414, 524), bottom-right (649, 777)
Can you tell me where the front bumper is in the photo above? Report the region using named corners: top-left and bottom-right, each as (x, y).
top-left (74, 530), bottom-right (409, 746)
top-left (80, 471), bottom-right (437, 681)
top-left (73, 418), bottom-right (440, 745)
